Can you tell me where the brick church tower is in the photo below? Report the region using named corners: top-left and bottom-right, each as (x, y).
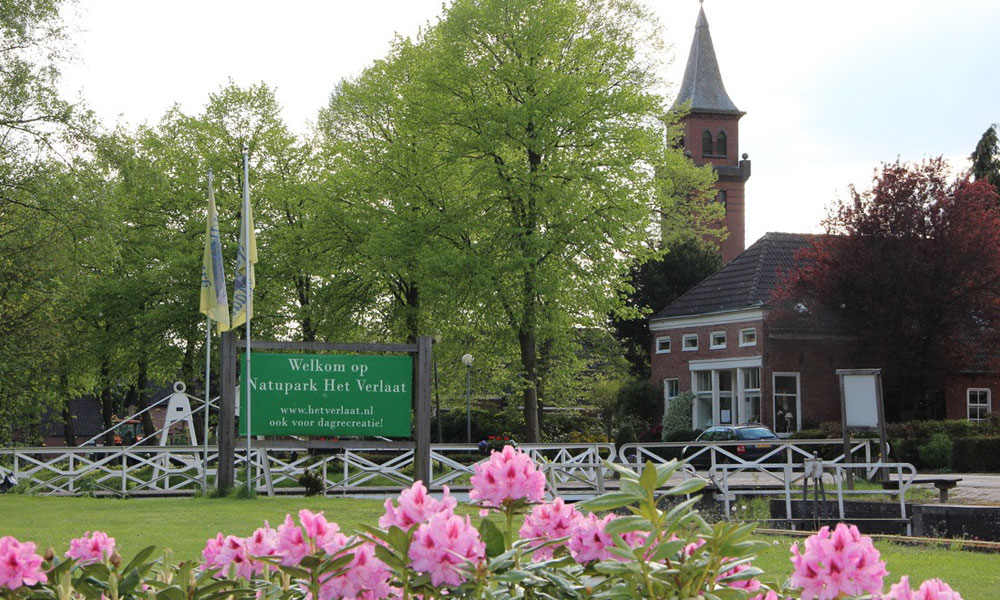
top-left (672, 3), bottom-right (751, 264)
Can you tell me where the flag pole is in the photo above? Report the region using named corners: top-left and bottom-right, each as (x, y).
top-left (203, 168), bottom-right (213, 494)
top-left (242, 146), bottom-right (253, 495)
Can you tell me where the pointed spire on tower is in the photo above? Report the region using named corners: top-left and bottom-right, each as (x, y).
top-left (671, 3), bottom-right (741, 115)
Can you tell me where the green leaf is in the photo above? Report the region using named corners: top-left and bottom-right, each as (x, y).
top-left (602, 461), bottom-right (639, 481)
top-left (156, 586), bottom-right (186, 600)
top-left (639, 460), bottom-right (657, 491)
top-left (373, 544), bottom-right (403, 569)
top-left (121, 545), bottom-right (157, 575)
top-left (663, 477), bottom-right (706, 496)
top-left (478, 517), bottom-right (506, 558)
top-left (604, 516), bottom-right (652, 535)
top-left (118, 568), bottom-right (141, 595)
top-left (576, 492), bottom-right (636, 512)
top-left (649, 539), bottom-right (685, 562)
top-left (655, 460), bottom-right (682, 487)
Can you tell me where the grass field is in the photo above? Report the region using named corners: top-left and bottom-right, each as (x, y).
top-left (0, 496), bottom-right (995, 599)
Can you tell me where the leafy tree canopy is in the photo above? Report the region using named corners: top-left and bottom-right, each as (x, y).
top-left (971, 123), bottom-right (1000, 192)
top-left (774, 158), bottom-right (1000, 420)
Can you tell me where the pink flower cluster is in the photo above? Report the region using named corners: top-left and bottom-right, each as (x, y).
top-left (790, 523), bottom-right (888, 600)
top-left (201, 510), bottom-right (391, 599)
top-left (0, 536), bottom-right (47, 590)
top-left (66, 531), bottom-right (116, 566)
top-left (409, 511), bottom-right (485, 587)
top-left (380, 481), bottom-right (485, 587)
top-left (469, 445), bottom-right (546, 507)
top-left (379, 482), bottom-right (457, 530)
top-left (518, 497), bottom-right (582, 560)
top-left (884, 576), bottom-right (963, 600)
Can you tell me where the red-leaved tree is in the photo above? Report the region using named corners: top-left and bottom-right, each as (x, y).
top-left (773, 158), bottom-right (1000, 420)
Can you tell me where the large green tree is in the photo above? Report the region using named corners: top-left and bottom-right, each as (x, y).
top-left (321, 0), bottom-right (711, 441)
top-left (0, 0), bottom-right (94, 442)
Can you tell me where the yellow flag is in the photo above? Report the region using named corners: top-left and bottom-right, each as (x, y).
top-left (230, 199), bottom-right (257, 330)
top-left (200, 180), bottom-right (230, 331)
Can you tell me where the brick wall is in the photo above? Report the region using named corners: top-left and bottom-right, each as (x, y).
top-left (762, 334), bottom-right (858, 430)
top-left (944, 373), bottom-right (1000, 420)
top-left (650, 319), bottom-right (763, 390)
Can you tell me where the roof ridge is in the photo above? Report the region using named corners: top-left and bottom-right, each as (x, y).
top-left (744, 233), bottom-right (770, 306)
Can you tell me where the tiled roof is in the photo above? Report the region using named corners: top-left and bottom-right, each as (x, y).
top-left (652, 232), bottom-right (817, 320)
top-left (670, 6), bottom-right (742, 115)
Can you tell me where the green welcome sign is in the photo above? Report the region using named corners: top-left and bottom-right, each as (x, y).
top-left (239, 353), bottom-right (413, 437)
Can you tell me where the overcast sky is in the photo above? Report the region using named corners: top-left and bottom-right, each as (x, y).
top-left (59, 0), bottom-right (1000, 247)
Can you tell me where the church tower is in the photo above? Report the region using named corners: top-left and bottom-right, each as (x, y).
top-left (672, 3), bottom-right (750, 264)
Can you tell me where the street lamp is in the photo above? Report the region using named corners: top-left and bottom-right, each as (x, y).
top-left (461, 353), bottom-right (474, 443)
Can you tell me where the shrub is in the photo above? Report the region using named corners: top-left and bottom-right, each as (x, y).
top-left (298, 469), bottom-right (324, 496)
top-left (918, 433), bottom-right (953, 470)
top-left (615, 379), bottom-right (660, 430)
top-left (664, 429), bottom-right (701, 442)
top-left (614, 422), bottom-right (637, 448)
top-left (661, 391), bottom-right (694, 440)
top-left (952, 436), bottom-right (1000, 472)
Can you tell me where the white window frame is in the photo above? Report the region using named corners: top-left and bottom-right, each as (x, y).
top-left (772, 372), bottom-right (801, 434)
top-left (739, 328), bottom-right (757, 347)
top-left (682, 333), bottom-right (699, 351)
top-left (710, 331), bottom-right (727, 349)
top-left (663, 378), bottom-right (680, 415)
top-left (655, 336), bottom-right (671, 354)
top-left (967, 388), bottom-right (991, 422)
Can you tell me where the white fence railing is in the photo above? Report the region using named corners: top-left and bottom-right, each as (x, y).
top-left (0, 439), bottom-right (888, 500)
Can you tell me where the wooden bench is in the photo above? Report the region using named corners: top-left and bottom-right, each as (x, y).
top-left (880, 477), bottom-right (962, 503)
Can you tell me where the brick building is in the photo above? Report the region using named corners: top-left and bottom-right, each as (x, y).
top-left (650, 6), bottom-right (997, 432)
top-left (670, 4), bottom-right (751, 265)
top-left (650, 232), bottom-right (998, 433)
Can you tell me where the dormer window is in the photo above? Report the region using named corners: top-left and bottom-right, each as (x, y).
top-left (701, 130), bottom-right (713, 157)
top-left (716, 131), bottom-right (727, 156)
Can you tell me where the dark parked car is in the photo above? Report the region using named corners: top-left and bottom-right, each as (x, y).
top-left (681, 424), bottom-right (780, 468)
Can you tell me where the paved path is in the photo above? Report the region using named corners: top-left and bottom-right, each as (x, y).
top-left (676, 470), bottom-right (1000, 505)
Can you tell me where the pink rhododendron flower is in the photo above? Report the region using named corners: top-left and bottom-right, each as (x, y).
top-left (201, 533), bottom-right (226, 571)
top-left (277, 514), bottom-right (311, 566)
top-left (750, 592), bottom-right (784, 600)
top-left (215, 535), bottom-right (253, 579)
top-left (683, 536), bottom-right (706, 558)
top-left (408, 511), bottom-right (485, 587)
top-left (379, 482), bottom-right (457, 530)
top-left (314, 542), bottom-right (392, 600)
top-left (245, 522), bottom-right (279, 575)
top-left (720, 562), bottom-right (761, 594)
top-left (567, 513), bottom-right (616, 563)
top-left (298, 510), bottom-right (348, 556)
top-left (790, 523), bottom-right (887, 600)
top-left (0, 536), bottom-right (47, 590)
top-left (885, 576), bottom-right (963, 600)
top-left (518, 497), bottom-right (583, 560)
top-left (469, 445), bottom-right (545, 507)
top-left (65, 531), bottom-right (115, 565)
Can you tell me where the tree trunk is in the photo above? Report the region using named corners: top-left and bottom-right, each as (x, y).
top-left (100, 360), bottom-right (115, 446)
top-left (296, 274), bottom-right (315, 342)
top-left (61, 375), bottom-right (75, 446)
top-left (137, 358), bottom-right (155, 441)
top-left (404, 282), bottom-right (420, 344)
top-left (519, 329), bottom-right (541, 443)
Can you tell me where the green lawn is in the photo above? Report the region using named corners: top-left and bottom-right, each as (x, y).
top-left (0, 495), bottom-right (387, 560)
top-left (1, 496), bottom-right (995, 599)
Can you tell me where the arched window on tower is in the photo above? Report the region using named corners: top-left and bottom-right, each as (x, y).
top-left (716, 131), bottom-right (728, 157)
top-left (702, 130), bottom-right (713, 157)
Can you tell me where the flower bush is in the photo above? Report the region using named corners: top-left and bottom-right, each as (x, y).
top-left (0, 448), bottom-right (965, 599)
top-left (476, 435), bottom-right (516, 456)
